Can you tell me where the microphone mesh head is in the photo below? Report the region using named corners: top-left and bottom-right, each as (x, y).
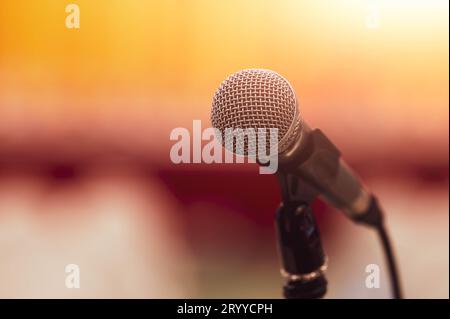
top-left (211, 69), bottom-right (301, 155)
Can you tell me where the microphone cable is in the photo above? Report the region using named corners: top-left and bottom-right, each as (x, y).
top-left (376, 223), bottom-right (402, 299)
top-left (356, 196), bottom-right (403, 299)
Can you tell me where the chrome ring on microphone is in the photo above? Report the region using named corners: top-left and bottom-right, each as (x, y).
top-left (280, 257), bottom-right (328, 283)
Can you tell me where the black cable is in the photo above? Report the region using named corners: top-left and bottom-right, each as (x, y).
top-left (376, 223), bottom-right (403, 299)
top-left (355, 196), bottom-right (403, 299)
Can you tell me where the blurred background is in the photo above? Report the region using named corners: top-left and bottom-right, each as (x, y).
top-left (0, 0), bottom-right (448, 298)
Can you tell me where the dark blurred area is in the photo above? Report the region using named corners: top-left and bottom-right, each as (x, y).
top-left (0, 151), bottom-right (447, 297)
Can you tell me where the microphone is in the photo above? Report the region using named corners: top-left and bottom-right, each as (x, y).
top-left (211, 68), bottom-right (373, 223)
top-left (211, 68), bottom-right (402, 298)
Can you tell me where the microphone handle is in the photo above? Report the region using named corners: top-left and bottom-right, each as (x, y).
top-left (280, 127), bottom-right (372, 220)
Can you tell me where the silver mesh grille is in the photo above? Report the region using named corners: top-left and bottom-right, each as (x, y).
top-left (211, 69), bottom-right (300, 155)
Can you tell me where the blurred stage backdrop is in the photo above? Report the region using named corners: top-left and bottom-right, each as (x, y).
top-left (0, 0), bottom-right (448, 298)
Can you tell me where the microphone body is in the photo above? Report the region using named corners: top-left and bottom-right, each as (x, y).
top-left (278, 123), bottom-right (372, 220)
top-left (211, 68), bottom-right (374, 222)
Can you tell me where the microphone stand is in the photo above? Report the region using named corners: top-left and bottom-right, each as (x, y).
top-left (275, 171), bottom-right (328, 299)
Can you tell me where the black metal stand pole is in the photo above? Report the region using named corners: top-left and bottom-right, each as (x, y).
top-left (274, 170), bottom-right (328, 299)
top-left (275, 202), bottom-right (327, 299)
